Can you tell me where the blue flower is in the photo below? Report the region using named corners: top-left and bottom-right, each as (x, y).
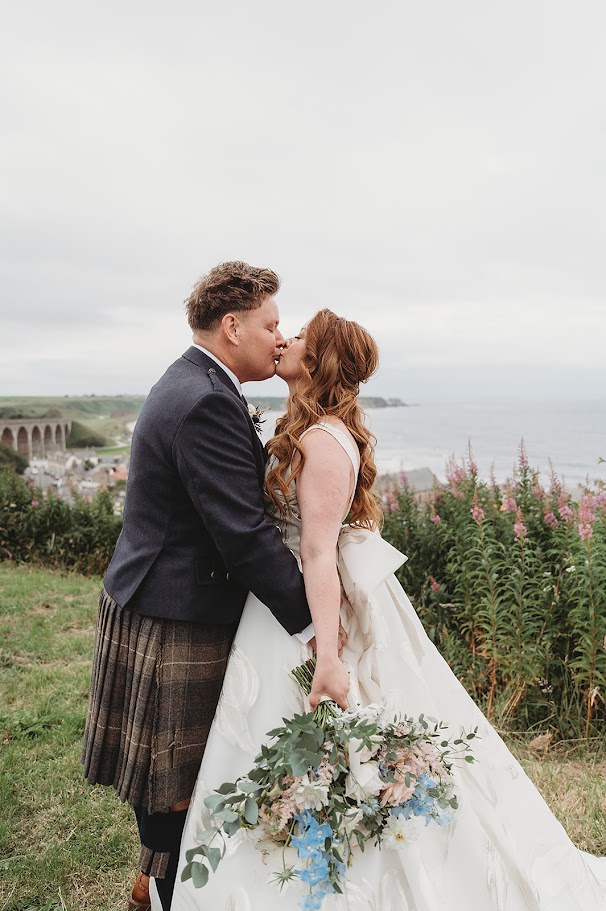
top-left (300, 858), bottom-right (329, 885)
top-left (300, 893), bottom-right (324, 911)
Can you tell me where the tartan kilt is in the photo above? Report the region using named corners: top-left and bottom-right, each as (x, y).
top-left (82, 588), bottom-right (237, 815)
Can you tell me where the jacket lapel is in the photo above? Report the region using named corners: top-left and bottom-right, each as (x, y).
top-left (181, 346), bottom-right (266, 472)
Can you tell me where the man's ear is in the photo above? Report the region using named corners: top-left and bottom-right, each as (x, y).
top-left (220, 313), bottom-right (240, 347)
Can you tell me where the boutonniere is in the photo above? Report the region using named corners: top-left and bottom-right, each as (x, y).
top-left (247, 403), bottom-right (270, 435)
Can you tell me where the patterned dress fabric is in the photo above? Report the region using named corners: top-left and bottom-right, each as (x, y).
top-left (169, 422), bottom-right (606, 910)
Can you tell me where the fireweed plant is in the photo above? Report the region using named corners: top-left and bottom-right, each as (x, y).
top-left (382, 444), bottom-right (606, 738)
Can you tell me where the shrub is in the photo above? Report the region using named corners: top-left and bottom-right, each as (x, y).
top-left (0, 442), bottom-right (28, 474)
top-left (66, 419), bottom-right (110, 449)
top-left (0, 467), bottom-right (121, 576)
top-left (381, 446), bottom-right (606, 738)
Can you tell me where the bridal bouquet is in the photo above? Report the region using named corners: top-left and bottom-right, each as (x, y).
top-left (182, 659), bottom-right (477, 910)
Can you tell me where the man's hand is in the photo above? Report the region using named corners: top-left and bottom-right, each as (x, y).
top-left (309, 621), bottom-right (348, 657)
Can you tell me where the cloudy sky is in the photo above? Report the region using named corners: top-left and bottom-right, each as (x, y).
top-left (2, 0), bottom-right (605, 402)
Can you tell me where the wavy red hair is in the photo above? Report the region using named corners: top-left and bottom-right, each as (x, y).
top-left (265, 309), bottom-right (383, 529)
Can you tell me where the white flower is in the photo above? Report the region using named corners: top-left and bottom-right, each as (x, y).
top-left (344, 738), bottom-right (384, 803)
top-left (294, 774), bottom-right (330, 811)
top-left (248, 403), bottom-right (257, 417)
top-left (565, 565), bottom-right (576, 573)
top-left (382, 814), bottom-right (423, 850)
top-left (341, 807), bottom-right (365, 834)
top-left (344, 703), bottom-right (384, 724)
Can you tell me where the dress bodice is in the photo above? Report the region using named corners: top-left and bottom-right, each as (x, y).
top-left (264, 421), bottom-right (360, 565)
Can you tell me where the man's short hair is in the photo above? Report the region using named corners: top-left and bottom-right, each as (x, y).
top-left (185, 261), bottom-right (280, 332)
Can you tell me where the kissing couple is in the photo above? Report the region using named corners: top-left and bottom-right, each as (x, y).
top-left (82, 261), bottom-right (606, 911)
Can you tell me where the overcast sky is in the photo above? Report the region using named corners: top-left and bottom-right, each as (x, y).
top-left (2, 1), bottom-right (605, 402)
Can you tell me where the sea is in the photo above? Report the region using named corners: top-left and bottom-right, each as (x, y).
top-left (258, 399), bottom-right (606, 490)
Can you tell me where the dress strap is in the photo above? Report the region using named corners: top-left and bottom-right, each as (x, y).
top-left (299, 422), bottom-right (360, 503)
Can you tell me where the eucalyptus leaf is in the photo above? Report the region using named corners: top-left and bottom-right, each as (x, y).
top-left (244, 797), bottom-right (259, 824)
top-left (191, 861), bottom-right (209, 888)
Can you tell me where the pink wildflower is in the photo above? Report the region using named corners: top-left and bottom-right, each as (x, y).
top-left (595, 490), bottom-right (606, 508)
top-left (544, 511), bottom-right (558, 529)
top-left (446, 458), bottom-right (466, 498)
top-left (557, 494), bottom-right (573, 521)
top-left (466, 454), bottom-right (478, 479)
top-left (518, 442), bottom-right (529, 472)
top-left (533, 482), bottom-right (546, 501)
top-left (430, 578), bottom-right (441, 593)
top-left (390, 500), bottom-right (398, 514)
top-left (513, 507), bottom-right (527, 542)
top-left (399, 471), bottom-right (409, 488)
top-left (500, 497), bottom-right (517, 514)
top-left (577, 494), bottom-right (596, 542)
top-left (470, 494), bottom-right (485, 524)
top-left (31, 499), bottom-right (39, 507)
top-left (430, 512), bottom-right (441, 524)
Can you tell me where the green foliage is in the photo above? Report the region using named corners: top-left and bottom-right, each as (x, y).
top-left (65, 419), bottom-right (110, 449)
top-left (0, 467), bottom-right (120, 576)
top-left (381, 447), bottom-right (606, 738)
top-left (0, 442), bottom-right (28, 474)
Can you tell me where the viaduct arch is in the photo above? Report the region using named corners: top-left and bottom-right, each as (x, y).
top-left (0, 418), bottom-right (72, 460)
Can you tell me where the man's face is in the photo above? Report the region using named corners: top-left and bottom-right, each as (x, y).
top-left (235, 296), bottom-right (285, 382)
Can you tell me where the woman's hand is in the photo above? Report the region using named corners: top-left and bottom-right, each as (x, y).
top-left (309, 655), bottom-right (350, 711)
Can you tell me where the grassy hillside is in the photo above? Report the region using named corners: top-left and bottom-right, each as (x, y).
top-left (0, 564), bottom-right (604, 909)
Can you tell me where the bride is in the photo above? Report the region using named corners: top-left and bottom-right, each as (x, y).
top-left (168, 310), bottom-right (606, 910)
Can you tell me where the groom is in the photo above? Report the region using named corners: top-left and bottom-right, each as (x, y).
top-left (82, 262), bottom-right (314, 911)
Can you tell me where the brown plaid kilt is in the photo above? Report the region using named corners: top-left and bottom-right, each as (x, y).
top-left (82, 588), bottom-right (237, 817)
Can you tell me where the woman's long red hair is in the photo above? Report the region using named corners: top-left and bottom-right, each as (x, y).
top-left (265, 309), bottom-right (383, 530)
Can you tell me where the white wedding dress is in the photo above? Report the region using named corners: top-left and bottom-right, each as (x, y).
top-left (168, 422), bottom-right (606, 910)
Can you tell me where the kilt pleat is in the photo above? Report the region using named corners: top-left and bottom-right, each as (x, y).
top-left (82, 588), bottom-right (236, 815)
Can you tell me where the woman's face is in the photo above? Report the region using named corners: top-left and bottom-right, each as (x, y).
top-left (276, 324), bottom-right (308, 384)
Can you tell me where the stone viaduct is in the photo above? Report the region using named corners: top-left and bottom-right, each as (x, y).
top-left (0, 418), bottom-right (72, 460)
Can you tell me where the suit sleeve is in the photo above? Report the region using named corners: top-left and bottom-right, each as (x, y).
top-left (173, 391), bottom-right (312, 635)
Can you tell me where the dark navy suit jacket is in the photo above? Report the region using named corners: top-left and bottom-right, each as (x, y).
top-left (103, 347), bottom-right (311, 634)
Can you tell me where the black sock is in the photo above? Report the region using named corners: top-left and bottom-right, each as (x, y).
top-left (134, 807), bottom-right (188, 911)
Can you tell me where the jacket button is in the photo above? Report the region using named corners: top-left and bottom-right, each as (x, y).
top-left (226, 573), bottom-right (230, 581)
top-left (210, 571), bottom-right (215, 579)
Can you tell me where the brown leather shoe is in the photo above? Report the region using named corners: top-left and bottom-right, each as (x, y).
top-left (128, 871), bottom-right (151, 910)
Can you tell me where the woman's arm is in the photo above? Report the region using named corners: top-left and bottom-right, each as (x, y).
top-left (297, 429), bottom-right (354, 710)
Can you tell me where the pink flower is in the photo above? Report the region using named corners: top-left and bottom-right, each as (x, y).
top-left (430, 512), bottom-right (441, 524)
top-left (513, 508), bottom-right (527, 542)
top-left (577, 494), bottom-right (596, 541)
top-left (500, 497), bottom-right (517, 513)
top-left (470, 495), bottom-right (485, 523)
top-left (446, 458), bottom-right (466, 498)
top-left (518, 442), bottom-right (529, 472)
top-left (31, 499), bottom-right (39, 507)
top-left (533, 483), bottom-right (546, 500)
top-left (557, 494), bottom-right (573, 521)
top-left (544, 511), bottom-right (558, 529)
top-left (399, 471), bottom-right (409, 487)
top-left (380, 750), bottom-right (421, 807)
top-left (430, 578), bottom-right (441, 592)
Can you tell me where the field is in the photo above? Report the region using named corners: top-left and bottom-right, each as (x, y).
top-left (0, 564), bottom-right (604, 910)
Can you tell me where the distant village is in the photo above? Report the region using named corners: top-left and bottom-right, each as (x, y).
top-left (26, 447), bottom-right (130, 507)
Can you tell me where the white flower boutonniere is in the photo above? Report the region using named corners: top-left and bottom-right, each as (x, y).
top-left (247, 403), bottom-right (270, 436)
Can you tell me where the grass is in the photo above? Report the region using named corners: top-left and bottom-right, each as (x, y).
top-left (0, 564), bottom-right (604, 909)
top-left (0, 565), bottom-right (136, 911)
